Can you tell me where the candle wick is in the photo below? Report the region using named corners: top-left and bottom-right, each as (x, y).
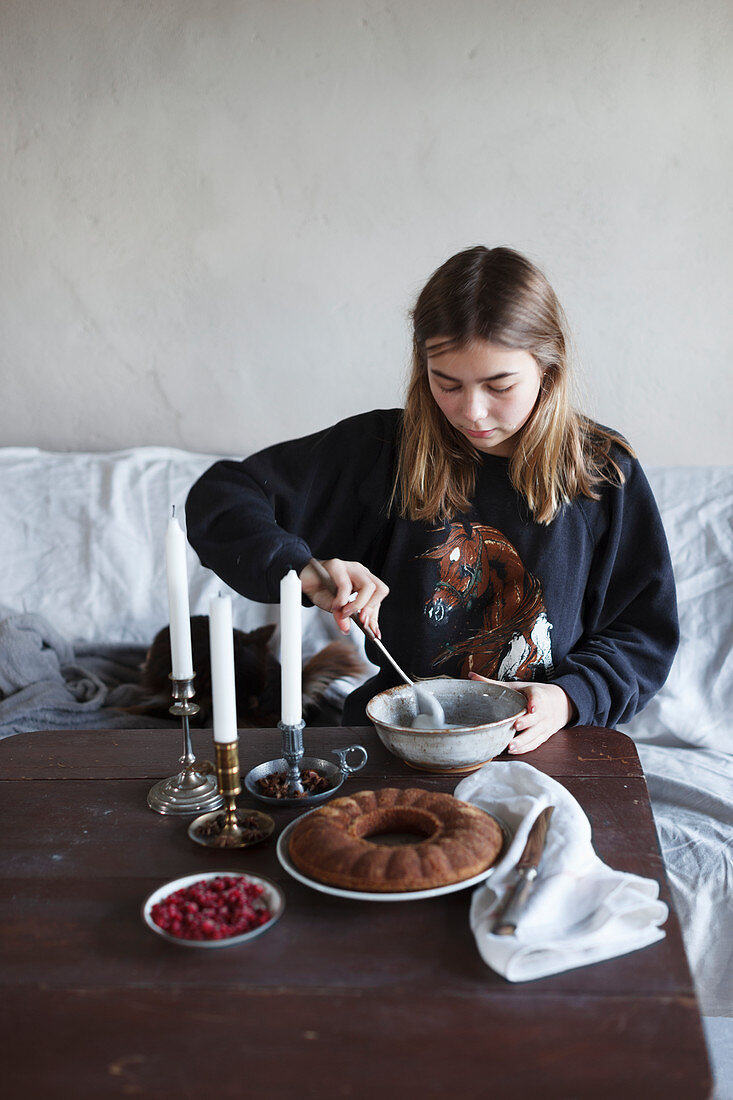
top-left (171, 504), bottom-right (176, 518)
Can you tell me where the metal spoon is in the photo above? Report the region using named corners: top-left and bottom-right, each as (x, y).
top-left (305, 558), bottom-right (447, 728)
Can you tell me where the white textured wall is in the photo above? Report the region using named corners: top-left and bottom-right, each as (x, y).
top-left (2, 0), bottom-right (732, 464)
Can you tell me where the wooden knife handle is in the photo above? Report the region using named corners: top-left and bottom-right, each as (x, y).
top-left (492, 869), bottom-right (538, 936)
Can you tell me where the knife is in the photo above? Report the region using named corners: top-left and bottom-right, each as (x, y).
top-left (492, 805), bottom-right (555, 936)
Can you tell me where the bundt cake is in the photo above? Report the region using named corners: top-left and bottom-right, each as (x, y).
top-left (287, 787), bottom-right (504, 892)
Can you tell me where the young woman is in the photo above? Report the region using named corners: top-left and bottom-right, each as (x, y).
top-left (186, 246), bottom-right (678, 752)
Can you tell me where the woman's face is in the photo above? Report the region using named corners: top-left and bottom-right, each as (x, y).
top-left (425, 338), bottom-right (542, 457)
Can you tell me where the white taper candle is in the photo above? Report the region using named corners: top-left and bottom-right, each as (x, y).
top-left (165, 509), bottom-right (194, 680)
top-left (209, 594), bottom-right (239, 744)
top-left (280, 568), bottom-right (302, 725)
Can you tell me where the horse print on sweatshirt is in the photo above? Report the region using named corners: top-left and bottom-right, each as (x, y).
top-left (420, 521), bottom-right (554, 681)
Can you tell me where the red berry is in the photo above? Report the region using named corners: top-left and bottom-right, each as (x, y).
top-left (152, 876), bottom-right (272, 941)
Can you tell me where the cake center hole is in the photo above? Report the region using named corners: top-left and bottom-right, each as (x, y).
top-left (356, 807), bottom-right (439, 846)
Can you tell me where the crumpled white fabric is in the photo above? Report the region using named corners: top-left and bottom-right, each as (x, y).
top-left (637, 743), bottom-right (733, 1016)
top-left (454, 761), bottom-right (668, 982)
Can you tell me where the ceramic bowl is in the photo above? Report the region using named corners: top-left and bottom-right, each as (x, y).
top-left (366, 678), bottom-right (526, 774)
top-left (142, 871), bottom-right (285, 948)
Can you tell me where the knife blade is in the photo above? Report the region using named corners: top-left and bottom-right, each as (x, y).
top-left (492, 805), bottom-right (555, 936)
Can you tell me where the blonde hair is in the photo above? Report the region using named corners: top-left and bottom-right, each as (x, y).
top-left (394, 246), bottom-right (632, 525)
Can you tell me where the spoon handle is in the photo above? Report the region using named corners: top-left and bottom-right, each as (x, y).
top-left (305, 558), bottom-right (414, 686)
top-left (368, 635), bottom-right (414, 687)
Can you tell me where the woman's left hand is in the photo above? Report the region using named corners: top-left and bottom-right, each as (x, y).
top-left (468, 674), bottom-right (576, 754)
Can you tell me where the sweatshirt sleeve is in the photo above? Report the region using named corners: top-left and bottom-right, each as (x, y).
top-left (185, 410), bottom-right (398, 603)
top-left (550, 456), bottom-right (679, 728)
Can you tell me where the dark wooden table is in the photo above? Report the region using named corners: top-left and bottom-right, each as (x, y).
top-left (0, 725), bottom-right (712, 1099)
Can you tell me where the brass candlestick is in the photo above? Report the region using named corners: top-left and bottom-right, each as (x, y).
top-left (147, 674), bottom-right (223, 815)
top-left (188, 739), bottom-right (274, 849)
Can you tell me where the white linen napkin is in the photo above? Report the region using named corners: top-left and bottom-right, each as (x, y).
top-left (454, 761), bottom-right (668, 982)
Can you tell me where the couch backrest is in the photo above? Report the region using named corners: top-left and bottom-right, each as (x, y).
top-left (619, 465), bottom-right (733, 753)
top-left (0, 446), bottom-right (342, 656)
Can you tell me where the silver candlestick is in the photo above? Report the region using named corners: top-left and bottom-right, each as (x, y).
top-left (244, 718), bottom-right (368, 807)
top-left (147, 674), bottom-right (224, 815)
top-left (280, 719), bottom-right (308, 796)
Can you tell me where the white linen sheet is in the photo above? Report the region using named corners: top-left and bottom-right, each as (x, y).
top-left (638, 743), bottom-right (733, 1017)
top-left (0, 446), bottom-right (346, 656)
top-left (621, 466), bottom-right (733, 1016)
top-left (621, 465), bottom-right (733, 756)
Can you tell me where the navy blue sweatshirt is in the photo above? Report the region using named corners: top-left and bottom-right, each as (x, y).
top-left (186, 409), bottom-right (679, 728)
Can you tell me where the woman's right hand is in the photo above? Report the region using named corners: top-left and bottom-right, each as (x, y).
top-left (299, 558), bottom-right (389, 638)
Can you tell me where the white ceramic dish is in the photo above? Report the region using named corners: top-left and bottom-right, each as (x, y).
top-left (276, 814), bottom-right (507, 902)
top-left (366, 678), bottom-right (526, 773)
top-left (142, 871), bottom-right (285, 948)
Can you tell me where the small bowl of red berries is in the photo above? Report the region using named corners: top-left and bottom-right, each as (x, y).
top-left (142, 871), bottom-right (285, 948)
